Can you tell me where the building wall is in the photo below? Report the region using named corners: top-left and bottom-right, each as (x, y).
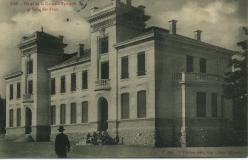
top-left (154, 32), bottom-right (233, 146)
top-left (117, 40), bottom-right (156, 146)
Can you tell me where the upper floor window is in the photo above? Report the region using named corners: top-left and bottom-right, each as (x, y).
top-left (137, 52), bottom-right (146, 76)
top-left (121, 56), bottom-right (129, 79)
top-left (99, 36), bottom-right (109, 54)
top-left (221, 95), bottom-right (224, 118)
top-left (17, 82), bottom-right (21, 99)
top-left (101, 62), bottom-right (109, 79)
top-left (70, 103), bottom-right (77, 124)
top-left (200, 58), bottom-right (207, 73)
top-left (61, 76), bottom-right (66, 93)
top-left (50, 78), bottom-right (55, 95)
top-left (196, 92), bottom-right (206, 117)
top-left (186, 55), bottom-right (194, 72)
top-left (9, 84), bottom-right (13, 100)
top-left (50, 105), bottom-right (56, 125)
top-left (211, 93), bottom-right (218, 117)
top-left (82, 71), bottom-right (88, 90)
top-left (121, 93), bottom-right (130, 119)
top-left (27, 60), bottom-right (33, 74)
top-left (28, 80), bottom-right (33, 95)
top-left (71, 73), bottom-right (76, 92)
top-left (82, 101), bottom-right (88, 123)
top-left (17, 108), bottom-right (21, 127)
top-left (137, 90), bottom-right (146, 118)
top-left (9, 109), bottom-right (13, 127)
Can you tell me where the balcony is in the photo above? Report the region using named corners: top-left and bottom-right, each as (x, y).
top-left (173, 72), bottom-right (224, 84)
top-left (22, 94), bottom-right (34, 103)
top-left (95, 79), bottom-right (111, 91)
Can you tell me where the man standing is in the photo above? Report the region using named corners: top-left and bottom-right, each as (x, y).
top-left (55, 126), bottom-right (70, 158)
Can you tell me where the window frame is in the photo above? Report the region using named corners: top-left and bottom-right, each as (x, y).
top-left (70, 103), bottom-right (77, 124)
top-left (60, 104), bottom-right (66, 124)
top-left (196, 92), bottom-right (207, 117)
top-left (121, 93), bottom-right (130, 119)
top-left (71, 73), bottom-right (77, 92)
top-left (200, 58), bottom-right (207, 73)
top-left (9, 109), bottom-right (13, 127)
top-left (16, 108), bottom-right (21, 127)
top-left (186, 55), bottom-right (194, 72)
top-left (99, 36), bottom-right (109, 54)
top-left (137, 90), bottom-right (147, 118)
top-left (50, 105), bottom-right (56, 125)
top-left (82, 71), bottom-right (88, 90)
top-left (9, 84), bottom-right (13, 100)
top-left (81, 101), bottom-right (88, 123)
top-left (17, 82), bottom-right (21, 99)
top-left (211, 93), bottom-right (218, 117)
top-left (60, 75), bottom-right (66, 93)
top-left (137, 52), bottom-right (146, 76)
top-left (50, 78), bottom-right (56, 95)
top-left (121, 56), bottom-right (129, 79)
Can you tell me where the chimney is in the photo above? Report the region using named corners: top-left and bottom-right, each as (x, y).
top-left (112, 0), bottom-right (120, 7)
top-left (194, 30), bottom-right (202, 41)
top-left (168, 20), bottom-right (177, 35)
top-left (78, 44), bottom-right (84, 57)
top-left (126, 0), bottom-right (132, 6)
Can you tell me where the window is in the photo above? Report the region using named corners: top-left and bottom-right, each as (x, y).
top-left (27, 60), bottom-right (33, 74)
top-left (9, 84), bottom-right (13, 100)
top-left (17, 83), bottom-right (21, 99)
top-left (121, 93), bottom-right (130, 119)
top-left (28, 80), bottom-right (33, 94)
top-left (186, 55), bottom-right (194, 72)
top-left (9, 109), bottom-right (13, 127)
top-left (70, 103), bottom-right (77, 124)
top-left (221, 95), bottom-right (224, 118)
top-left (71, 73), bottom-right (76, 92)
top-left (137, 91), bottom-right (146, 118)
top-left (99, 36), bottom-right (108, 54)
top-left (121, 56), bottom-right (129, 79)
top-left (82, 101), bottom-right (88, 123)
top-left (60, 104), bottom-right (66, 124)
top-left (82, 71), bottom-right (88, 89)
top-left (211, 93), bottom-right (218, 117)
top-left (51, 78), bottom-right (55, 95)
top-left (61, 76), bottom-right (66, 93)
top-left (50, 105), bottom-right (56, 125)
top-left (196, 92), bottom-right (206, 117)
top-left (17, 108), bottom-right (21, 127)
top-left (137, 52), bottom-right (146, 76)
top-left (101, 62), bottom-right (109, 79)
top-left (200, 58), bottom-right (207, 73)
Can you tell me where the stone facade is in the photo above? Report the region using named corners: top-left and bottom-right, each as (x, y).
top-left (4, 0), bottom-right (235, 147)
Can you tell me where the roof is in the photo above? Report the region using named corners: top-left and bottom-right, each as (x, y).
top-left (4, 71), bottom-right (23, 80)
top-left (115, 26), bottom-right (234, 56)
top-left (48, 49), bottom-right (91, 71)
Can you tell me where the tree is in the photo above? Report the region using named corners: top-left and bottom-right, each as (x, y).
top-left (224, 34), bottom-right (247, 145)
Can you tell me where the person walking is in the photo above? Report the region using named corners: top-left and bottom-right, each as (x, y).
top-left (55, 126), bottom-right (70, 158)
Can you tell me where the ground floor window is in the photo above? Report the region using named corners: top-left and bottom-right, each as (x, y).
top-left (121, 93), bottom-right (130, 119)
top-left (196, 92), bottom-right (206, 117)
top-left (211, 93), bottom-right (218, 117)
top-left (82, 101), bottom-right (88, 123)
top-left (17, 108), bottom-right (21, 127)
top-left (60, 104), bottom-right (66, 124)
top-left (71, 103), bottom-right (77, 124)
top-left (137, 90), bottom-right (146, 118)
top-left (9, 109), bottom-right (13, 127)
top-left (50, 105), bottom-right (56, 125)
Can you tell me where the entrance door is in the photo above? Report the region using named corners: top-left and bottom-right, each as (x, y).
top-left (25, 108), bottom-right (32, 134)
top-left (98, 98), bottom-right (108, 131)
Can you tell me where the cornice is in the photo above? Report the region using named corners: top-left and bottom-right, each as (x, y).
top-left (4, 71), bottom-right (23, 80)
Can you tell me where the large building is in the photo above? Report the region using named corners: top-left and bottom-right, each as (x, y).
top-left (4, 0), bottom-right (235, 147)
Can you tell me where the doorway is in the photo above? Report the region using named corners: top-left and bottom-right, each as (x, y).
top-left (98, 97), bottom-right (108, 131)
top-left (25, 108), bottom-right (32, 134)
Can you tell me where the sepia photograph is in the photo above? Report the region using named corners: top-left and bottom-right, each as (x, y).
top-left (0, 0), bottom-right (247, 158)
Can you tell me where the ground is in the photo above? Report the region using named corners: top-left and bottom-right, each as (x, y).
top-left (0, 135), bottom-right (247, 158)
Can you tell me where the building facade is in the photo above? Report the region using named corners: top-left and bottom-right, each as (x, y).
top-left (4, 0), bottom-right (235, 146)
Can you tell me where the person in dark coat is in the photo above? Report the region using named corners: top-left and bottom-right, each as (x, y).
top-left (55, 126), bottom-right (70, 158)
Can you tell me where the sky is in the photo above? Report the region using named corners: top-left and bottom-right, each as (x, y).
top-left (0, 0), bottom-right (247, 97)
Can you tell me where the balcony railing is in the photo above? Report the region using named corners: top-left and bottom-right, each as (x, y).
top-left (173, 72), bottom-right (224, 83)
top-left (95, 79), bottom-right (111, 91)
top-left (22, 94), bottom-right (34, 103)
